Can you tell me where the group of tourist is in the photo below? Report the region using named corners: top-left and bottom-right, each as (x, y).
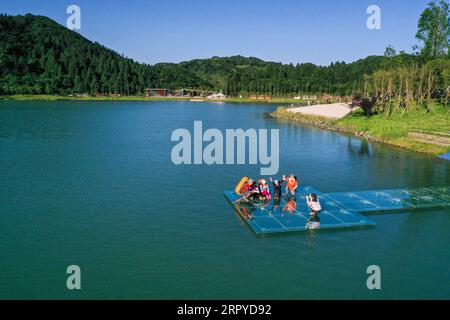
top-left (236, 174), bottom-right (322, 218)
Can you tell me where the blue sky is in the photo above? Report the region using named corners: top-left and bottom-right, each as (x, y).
top-left (1, 0), bottom-right (431, 66)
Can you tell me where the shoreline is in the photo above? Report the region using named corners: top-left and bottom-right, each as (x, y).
top-left (0, 94), bottom-right (309, 105)
top-left (270, 106), bottom-right (450, 157)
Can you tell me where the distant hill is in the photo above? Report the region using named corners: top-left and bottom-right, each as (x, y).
top-left (0, 14), bottom-right (207, 95)
top-left (0, 13), bottom-right (419, 96)
top-left (179, 54), bottom-right (392, 96)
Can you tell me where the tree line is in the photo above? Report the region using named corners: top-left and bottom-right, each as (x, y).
top-left (0, 0), bottom-right (449, 110)
top-left (0, 14), bottom-right (208, 95)
top-left (354, 0), bottom-right (449, 117)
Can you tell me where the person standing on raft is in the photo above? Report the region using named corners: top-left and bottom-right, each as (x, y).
top-left (283, 174), bottom-right (298, 198)
top-left (269, 178), bottom-right (284, 202)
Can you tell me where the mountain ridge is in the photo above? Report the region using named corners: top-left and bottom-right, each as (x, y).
top-left (0, 13), bottom-right (415, 96)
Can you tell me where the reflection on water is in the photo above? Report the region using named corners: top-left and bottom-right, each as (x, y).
top-left (347, 137), bottom-right (373, 158)
top-left (234, 195), bottom-right (322, 230)
top-left (306, 215), bottom-right (321, 230)
top-left (283, 198), bottom-right (297, 215)
top-left (270, 199), bottom-right (283, 215)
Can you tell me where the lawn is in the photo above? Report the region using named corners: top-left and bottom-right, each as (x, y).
top-left (272, 103), bottom-right (450, 156)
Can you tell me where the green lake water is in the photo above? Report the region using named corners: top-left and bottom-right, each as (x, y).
top-left (0, 100), bottom-right (449, 299)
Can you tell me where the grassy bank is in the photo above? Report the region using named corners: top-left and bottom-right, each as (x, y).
top-left (0, 94), bottom-right (307, 104)
top-left (272, 104), bottom-right (450, 156)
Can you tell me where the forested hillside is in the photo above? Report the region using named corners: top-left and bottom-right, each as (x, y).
top-left (0, 12), bottom-right (448, 98)
top-left (0, 14), bottom-right (207, 95)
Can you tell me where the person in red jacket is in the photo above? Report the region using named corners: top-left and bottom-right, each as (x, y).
top-left (283, 174), bottom-right (298, 198)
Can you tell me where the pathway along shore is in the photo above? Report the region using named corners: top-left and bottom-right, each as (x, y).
top-left (270, 103), bottom-right (450, 158)
top-left (286, 103), bottom-right (358, 119)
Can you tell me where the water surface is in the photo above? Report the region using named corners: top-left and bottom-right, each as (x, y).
top-left (0, 100), bottom-right (449, 299)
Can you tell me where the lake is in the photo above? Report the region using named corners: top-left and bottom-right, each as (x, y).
top-left (0, 100), bottom-right (449, 299)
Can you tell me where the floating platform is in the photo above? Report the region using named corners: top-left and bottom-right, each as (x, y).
top-left (439, 153), bottom-right (450, 161)
top-left (224, 186), bottom-right (450, 235)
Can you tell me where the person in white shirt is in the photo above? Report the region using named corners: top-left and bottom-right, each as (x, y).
top-left (306, 193), bottom-right (322, 218)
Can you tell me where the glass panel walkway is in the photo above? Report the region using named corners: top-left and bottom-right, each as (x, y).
top-left (224, 186), bottom-right (450, 235)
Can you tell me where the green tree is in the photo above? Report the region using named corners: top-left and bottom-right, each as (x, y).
top-left (384, 45), bottom-right (397, 58)
top-left (416, 0), bottom-right (450, 58)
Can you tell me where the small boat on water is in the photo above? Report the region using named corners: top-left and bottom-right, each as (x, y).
top-left (189, 98), bottom-right (204, 102)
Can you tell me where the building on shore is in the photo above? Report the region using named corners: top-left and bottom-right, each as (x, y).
top-left (249, 95), bottom-right (272, 101)
top-left (321, 94), bottom-right (352, 104)
top-left (145, 88), bottom-right (172, 97)
top-left (295, 95), bottom-right (318, 101)
top-left (174, 88), bottom-right (211, 97)
top-left (69, 93), bottom-right (90, 97)
top-left (207, 91), bottom-right (227, 100)
top-left (322, 94), bottom-right (335, 103)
